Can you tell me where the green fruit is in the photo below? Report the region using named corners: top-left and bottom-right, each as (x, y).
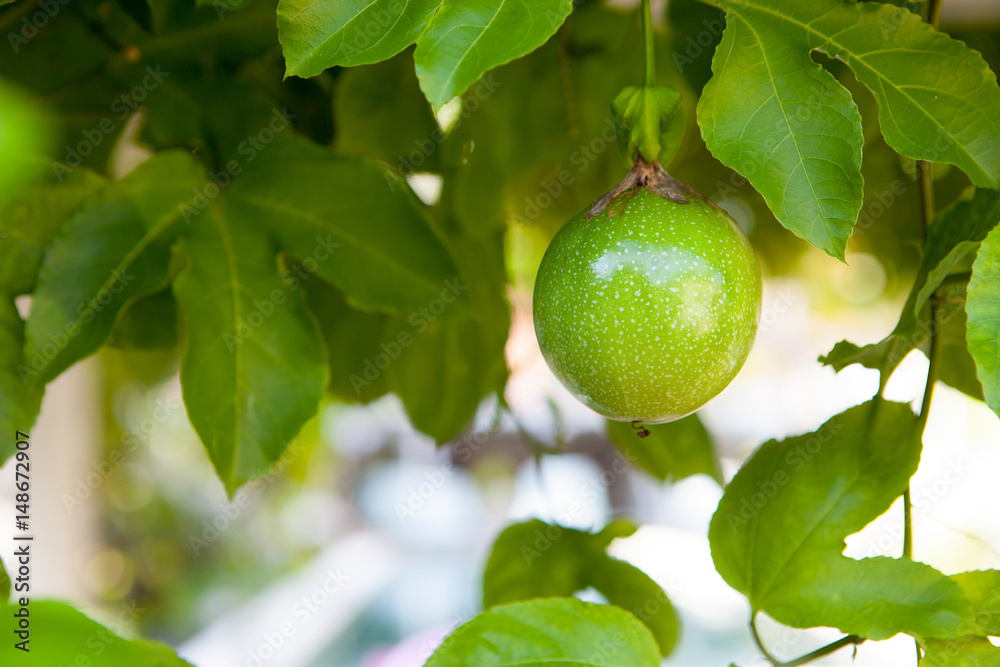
top-left (533, 183), bottom-right (761, 423)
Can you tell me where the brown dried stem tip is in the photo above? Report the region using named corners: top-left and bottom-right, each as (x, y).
top-left (587, 155), bottom-right (699, 219)
top-left (631, 420), bottom-right (651, 438)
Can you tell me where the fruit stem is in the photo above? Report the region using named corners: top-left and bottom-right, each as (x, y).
top-left (750, 613), bottom-right (863, 667)
top-left (641, 0), bottom-right (656, 88)
top-left (586, 155), bottom-right (694, 218)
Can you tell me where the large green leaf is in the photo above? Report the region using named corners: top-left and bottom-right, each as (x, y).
top-left (0, 299), bottom-right (42, 463)
top-left (698, 2), bottom-right (864, 258)
top-left (226, 136), bottom-right (467, 316)
top-left (607, 413), bottom-right (720, 484)
top-left (0, 170), bottom-right (104, 297)
top-left (700, 0), bottom-right (1000, 258)
top-left (424, 598), bottom-right (660, 667)
top-left (23, 153), bottom-right (204, 385)
top-left (173, 205), bottom-right (328, 495)
top-left (967, 224), bottom-right (1000, 420)
top-left (414, 0), bottom-right (574, 111)
top-left (710, 399), bottom-right (969, 639)
top-left (278, 0), bottom-right (442, 78)
top-left (0, 600), bottom-right (192, 665)
top-left (483, 520), bottom-right (678, 657)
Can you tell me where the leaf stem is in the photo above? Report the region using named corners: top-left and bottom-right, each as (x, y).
top-left (750, 614), bottom-right (863, 667)
top-left (641, 0), bottom-right (655, 87)
top-left (927, 0), bottom-right (945, 28)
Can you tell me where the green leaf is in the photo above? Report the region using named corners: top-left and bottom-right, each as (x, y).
top-left (611, 86), bottom-right (685, 165)
top-left (23, 153), bottom-right (204, 385)
top-left (424, 598), bottom-right (660, 667)
top-left (301, 274), bottom-right (390, 404)
top-left (701, 0), bottom-right (1000, 257)
top-left (0, 299), bottom-right (42, 463)
top-left (414, 0), bottom-right (574, 111)
top-left (0, 557), bottom-right (8, 600)
top-left (698, 1), bottom-right (864, 258)
top-left (173, 205), bottom-right (328, 495)
top-left (386, 316), bottom-right (497, 443)
top-left (278, 0), bottom-right (442, 78)
top-left (334, 52), bottom-right (442, 173)
top-left (387, 229), bottom-right (508, 442)
top-left (921, 637), bottom-right (1000, 666)
top-left (0, 600), bottom-right (192, 665)
top-left (607, 414), bottom-right (720, 484)
top-left (952, 570), bottom-right (1000, 636)
top-left (226, 136), bottom-right (468, 316)
top-left (482, 520), bottom-right (677, 657)
top-left (967, 223), bottom-right (1000, 420)
top-left (710, 399), bottom-right (969, 639)
top-left (913, 188), bottom-right (1000, 317)
top-left (174, 206), bottom-right (326, 495)
top-left (117, 0), bottom-right (154, 32)
top-left (0, 170), bottom-right (104, 296)
top-left (108, 289), bottom-right (179, 350)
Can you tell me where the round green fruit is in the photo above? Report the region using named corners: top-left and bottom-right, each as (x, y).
top-left (533, 180), bottom-right (761, 424)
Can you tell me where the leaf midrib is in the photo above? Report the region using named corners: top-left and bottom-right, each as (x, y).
top-left (723, 0), bottom-right (993, 179)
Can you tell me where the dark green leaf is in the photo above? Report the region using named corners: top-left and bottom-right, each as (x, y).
top-left (424, 598), bottom-right (660, 667)
top-left (414, 0), bottom-right (574, 110)
top-left (173, 205), bottom-right (328, 495)
top-left (913, 188), bottom-right (1000, 317)
top-left (0, 299), bottom-right (42, 464)
top-left (108, 289), bottom-right (179, 350)
top-left (226, 136), bottom-right (468, 316)
top-left (23, 153), bottom-right (204, 384)
top-left (0, 170), bottom-right (104, 296)
top-left (278, 0), bottom-right (442, 78)
top-left (611, 86), bottom-right (684, 165)
top-left (387, 229), bottom-right (508, 442)
top-left (588, 557), bottom-right (678, 658)
top-left (710, 399), bottom-right (969, 639)
top-left (334, 52), bottom-right (442, 173)
top-left (117, 0), bottom-right (154, 32)
top-left (607, 414), bottom-right (720, 483)
top-left (0, 600), bottom-right (192, 665)
top-left (967, 223), bottom-right (1000, 420)
top-left (301, 274), bottom-right (390, 404)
